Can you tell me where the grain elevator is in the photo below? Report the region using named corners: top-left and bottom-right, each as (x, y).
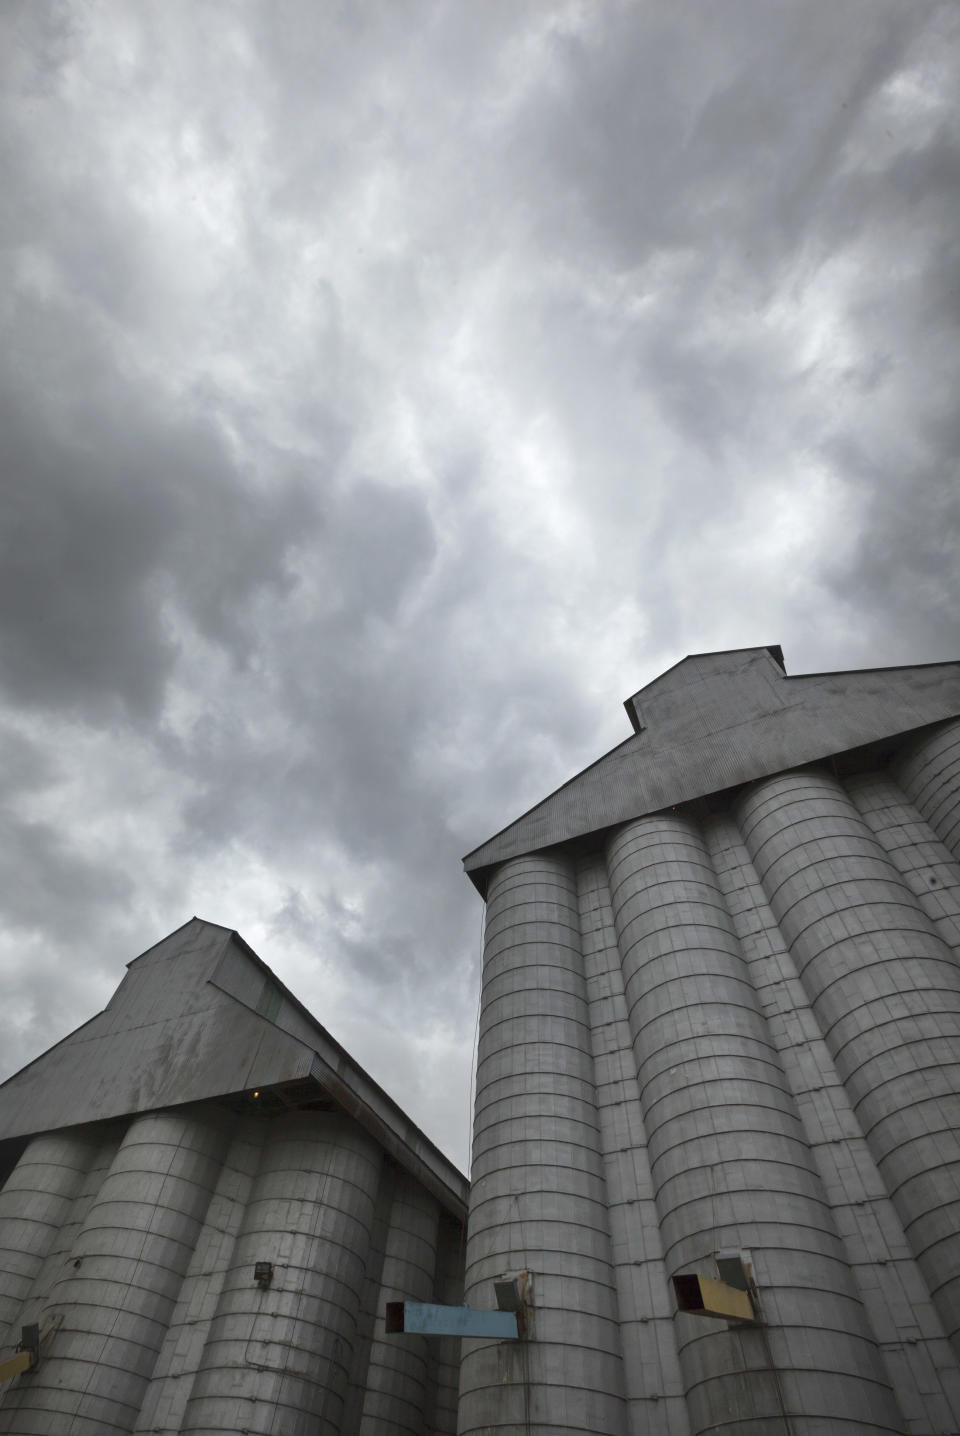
top-left (2, 645), bottom-right (960, 1436)
top-left (459, 646), bottom-right (960, 1436)
top-left (0, 919), bottom-right (467, 1433)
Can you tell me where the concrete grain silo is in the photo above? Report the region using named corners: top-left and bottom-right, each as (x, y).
top-left (459, 646), bottom-right (960, 1436)
top-left (0, 919), bottom-right (467, 1434)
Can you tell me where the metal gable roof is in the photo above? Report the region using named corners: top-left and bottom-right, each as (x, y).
top-left (463, 646), bottom-right (960, 892)
top-left (0, 917), bottom-right (467, 1216)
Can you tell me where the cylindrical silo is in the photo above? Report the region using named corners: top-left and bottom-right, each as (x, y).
top-left (2, 1126), bottom-right (127, 1376)
top-left (606, 812), bottom-right (901, 1435)
top-left (709, 804), bottom-right (960, 1433)
top-left (0, 1130), bottom-right (101, 1347)
top-left (845, 770), bottom-right (960, 958)
top-left (460, 853), bottom-right (627, 1436)
top-left (0, 1108), bottom-right (230, 1436)
top-left (132, 1121), bottom-right (266, 1436)
top-left (577, 852), bottom-right (691, 1436)
top-left (738, 767), bottom-right (960, 1358)
top-left (182, 1109), bottom-right (382, 1436)
top-left (358, 1168), bottom-right (439, 1435)
top-left (893, 719), bottom-right (960, 862)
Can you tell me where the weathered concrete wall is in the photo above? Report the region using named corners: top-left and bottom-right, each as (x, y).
top-left (461, 723), bottom-right (960, 1436)
top-left (0, 1130), bottom-right (104, 1345)
top-left (359, 1169), bottom-right (440, 1435)
top-left (460, 854), bottom-right (627, 1436)
top-left (0, 1105), bottom-right (464, 1435)
top-left (738, 767), bottom-right (960, 1366)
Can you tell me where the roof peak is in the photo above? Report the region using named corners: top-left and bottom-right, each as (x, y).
top-left (0, 921), bottom-right (468, 1211)
top-left (624, 645), bottom-right (786, 733)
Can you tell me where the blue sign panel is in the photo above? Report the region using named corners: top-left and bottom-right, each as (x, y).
top-left (386, 1302), bottom-right (519, 1339)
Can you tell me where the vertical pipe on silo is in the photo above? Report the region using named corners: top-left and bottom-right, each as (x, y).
top-left (846, 769), bottom-right (960, 959)
top-left (0, 1130), bottom-right (102, 1348)
top-left (893, 718), bottom-right (960, 861)
top-left (182, 1110), bottom-right (382, 1436)
top-left (459, 853), bottom-right (627, 1436)
top-left (606, 813), bottom-right (902, 1436)
top-left (737, 767), bottom-right (960, 1358)
top-left (0, 1108), bottom-right (230, 1436)
top-left (358, 1170), bottom-right (439, 1436)
top-left (577, 853), bottom-right (691, 1436)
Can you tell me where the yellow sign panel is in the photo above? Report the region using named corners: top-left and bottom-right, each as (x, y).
top-left (673, 1273), bottom-right (755, 1323)
top-left (0, 1350), bottom-right (33, 1386)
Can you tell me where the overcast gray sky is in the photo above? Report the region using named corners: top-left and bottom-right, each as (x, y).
top-left (1, 0), bottom-right (958, 1170)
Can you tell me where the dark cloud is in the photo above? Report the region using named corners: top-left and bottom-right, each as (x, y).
top-left (523, 2), bottom-right (918, 272)
top-left (0, 726), bottom-right (56, 801)
top-left (0, 378), bottom-right (179, 717)
top-left (0, 810), bottom-right (132, 940)
top-left (0, 287), bottom-right (325, 717)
